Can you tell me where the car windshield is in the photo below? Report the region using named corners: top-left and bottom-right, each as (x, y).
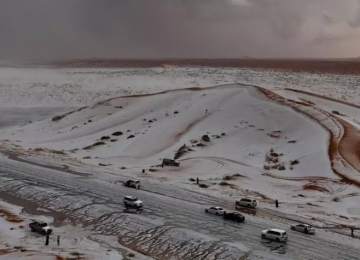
top-left (217, 207), bottom-right (223, 210)
top-left (40, 223), bottom-right (47, 227)
top-left (282, 232), bottom-right (287, 236)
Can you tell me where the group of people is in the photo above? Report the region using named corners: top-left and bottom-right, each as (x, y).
top-left (45, 235), bottom-right (60, 246)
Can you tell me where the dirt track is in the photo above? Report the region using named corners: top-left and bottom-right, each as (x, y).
top-left (47, 58), bottom-right (360, 75)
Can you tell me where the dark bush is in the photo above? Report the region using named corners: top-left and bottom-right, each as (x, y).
top-left (199, 184), bottom-right (208, 188)
top-left (290, 159), bottom-right (299, 165)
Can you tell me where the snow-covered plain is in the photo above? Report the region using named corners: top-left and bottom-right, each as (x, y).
top-left (0, 199), bottom-right (136, 260)
top-left (1, 66), bottom-right (360, 230)
top-left (1, 66), bottom-right (360, 107)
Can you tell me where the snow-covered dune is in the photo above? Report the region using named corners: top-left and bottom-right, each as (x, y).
top-left (2, 74), bottom-right (360, 226)
top-left (0, 84), bottom-right (332, 176)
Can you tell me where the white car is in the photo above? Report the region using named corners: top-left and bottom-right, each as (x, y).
top-left (123, 196), bottom-right (143, 209)
top-left (124, 179), bottom-right (140, 189)
top-left (290, 223), bottom-right (315, 234)
top-left (205, 206), bottom-right (225, 216)
top-left (235, 198), bottom-right (257, 208)
top-left (261, 228), bottom-right (288, 242)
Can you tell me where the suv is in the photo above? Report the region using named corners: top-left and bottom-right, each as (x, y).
top-left (29, 221), bottom-right (52, 235)
top-left (123, 196), bottom-right (143, 209)
top-left (124, 179), bottom-right (140, 189)
top-left (162, 158), bottom-right (180, 167)
top-left (223, 212), bottom-right (245, 222)
top-left (261, 228), bottom-right (288, 242)
top-left (290, 223), bottom-right (315, 234)
top-left (236, 198), bottom-right (257, 208)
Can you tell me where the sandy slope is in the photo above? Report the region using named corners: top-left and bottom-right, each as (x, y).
top-left (2, 82), bottom-right (360, 226)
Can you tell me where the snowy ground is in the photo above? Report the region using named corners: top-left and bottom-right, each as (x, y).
top-left (0, 199), bottom-right (151, 259)
top-left (1, 67), bottom-right (360, 107)
top-left (1, 66), bottom-right (360, 258)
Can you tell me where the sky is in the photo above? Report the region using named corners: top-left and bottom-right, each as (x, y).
top-left (1, 0), bottom-right (360, 60)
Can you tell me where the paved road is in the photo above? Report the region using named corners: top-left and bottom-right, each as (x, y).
top-left (0, 154), bottom-right (359, 260)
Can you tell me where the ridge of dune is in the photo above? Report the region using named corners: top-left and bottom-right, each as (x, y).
top-left (258, 87), bottom-right (360, 188)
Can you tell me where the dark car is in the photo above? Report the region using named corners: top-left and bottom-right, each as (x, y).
top-left (162, 158), bottom-right (180, 167)
top-left (223, 212), bottom-right (245, 222)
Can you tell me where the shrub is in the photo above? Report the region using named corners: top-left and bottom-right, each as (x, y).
top-left (52, 115), bottom-right (63, 122)
top-left (223, 176), bottom-right (232, 181)
top-left (92, 141), bottom-right (105, 146)
top-left (219, 181), bottom-right (230, 186)
top-left (51, 150), bottom-right (65, 155)
top-left (279, 165), bottom-right (286, 171)
top-left (263, 165), bottom-right (270, 170)
top-left (100, 136), bottom-right (110, 140)
top-left (112, 131), bottom-right (123, 136)
top-left (199, 184), bottom-right (208, 188)
top-left (189, 178), bottom-right (196, 182)
top-left (290, 159), bottom-right (299, 165)
top-left (70, 252), bottom-right (83, 256)
top-left (127, 135), bottom-right (135, 139)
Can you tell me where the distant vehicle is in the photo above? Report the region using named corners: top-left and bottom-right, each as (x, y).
top-left (124, 179), bottom-right (140, 189)
top-left (290, 223), bottom-right (315, 234)
top-left (29, 221), bottom-right (52, 235)
top-left (261, 228), bottom-right (288, 242)
top-left (223, 212), bottom-right (245, 222)
top-left (123, 196), bottom-right (143, 209)
top-left (205, 206), bottom-right (225, 216)
top-left (162, 158), bottom-right (180, 167)
top-left (235, 198), bottom-right (257, 208)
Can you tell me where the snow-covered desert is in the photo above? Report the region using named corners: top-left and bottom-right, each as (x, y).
top-left (1, 65), bottom-right (360, 259)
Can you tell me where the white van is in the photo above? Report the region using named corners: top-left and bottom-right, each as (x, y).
top-left (261, 228), bottom-right (288, 242)
top-left (235, 198), bottom-right (257, 208)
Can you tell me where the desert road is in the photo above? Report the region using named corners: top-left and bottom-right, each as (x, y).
top-left (0, 154), bottom-right (359, 260)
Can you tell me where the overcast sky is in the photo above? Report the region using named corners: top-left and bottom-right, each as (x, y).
top-left (1, 0), bottom-right (360, 60)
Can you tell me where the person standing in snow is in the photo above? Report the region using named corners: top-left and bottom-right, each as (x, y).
top-left (45, 235), bottom-right (49, 246)
top-left (57, 235), bottom-right (60, 246)
top-left (275, 199), bottom-right (279, 208)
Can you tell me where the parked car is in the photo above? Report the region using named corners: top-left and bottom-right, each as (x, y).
top-left (205, 206), bottom-right (225, 216)
top-left (162, 158), bottom-right (180, 167)
top-left (261, 228), bottom-right (288, 242)
top-left (235, 198), bottom-right (257, 208)
top-left (29, 221), bottom-right (52, 235)
top-left (124, 179), bottom-right (140, 189)
top-left (290, 223), bottom-right (315, 234)
top-left (223, 212), bottom-right (245, 222)
top-left (123, 196), bottom-right (143, 209)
